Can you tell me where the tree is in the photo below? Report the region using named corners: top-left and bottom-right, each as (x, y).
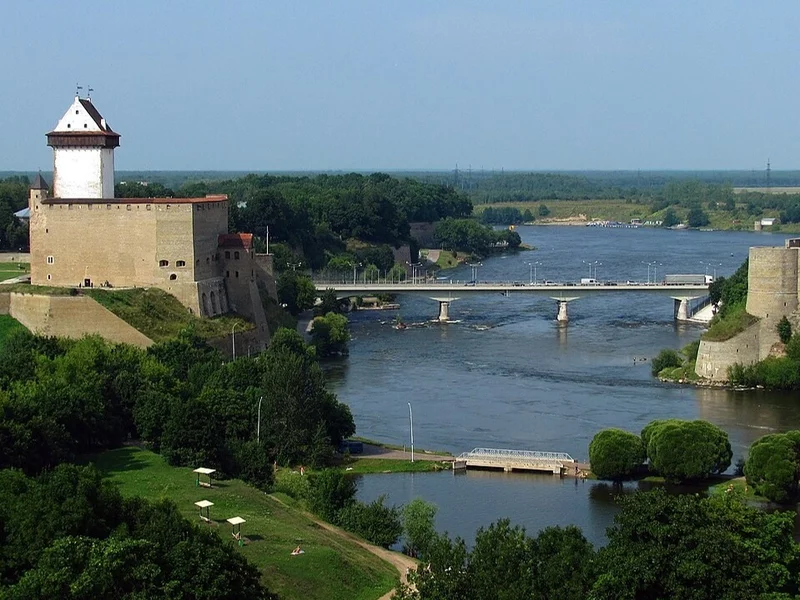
top-left (306, 470), bottom-right (357, 522)
top-left (588, 429), bottom-right (645, 481)
top-left (277, 271), bottom-right (316, 315)
top-left (336, 495), bottom-right (403, 548)
top-left (687, 207), bottom-right (710, 228)
top-left (592, 489), bottom-right (800, 600)
top-left (651, 348), bottom-right (682, 376)
top-left (402, 498), bottom-right (438, 559)
top-left (522, 208), bottom-right (534, 222)
top-left (642, 419), bottom-right (732, 482)
top-left (532, 526), bottom-right (596, 600)
top-left (316, 288), bottom-right (347, 316)
top-left (538, 204), bottom-right (550, 217)
top-left (467, 519), bottom-right (534, 600)
top-left (777, 316), bottom-right (792, 344)
top-left (661, 208), bottom-right (680, 228)
top-left (744, 431), bottom-right (800, 503)
top-left (310, 312), bottom-right (349, 357)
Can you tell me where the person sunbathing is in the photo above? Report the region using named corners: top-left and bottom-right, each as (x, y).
top-left (291, 545), bottom-right (304, 555)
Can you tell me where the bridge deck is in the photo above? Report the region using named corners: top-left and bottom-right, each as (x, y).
top-left (315, 281), bottom-right (709, 295)
top-left (456, 448), bottom-right (575, 475)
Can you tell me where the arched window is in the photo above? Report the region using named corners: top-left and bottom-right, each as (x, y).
top-left (169, 273), bottom-right (177, 280)
top-left (176, 260), bottom-right (185, 267)
top-left (235, 271), bottom-right (239, 278)
top-left (234, 251), bottom-right (240, 260)
top-left (159, 260), bottom-right (169, 267)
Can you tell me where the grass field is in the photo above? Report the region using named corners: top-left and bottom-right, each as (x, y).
top-left (86, 287), bottom-right (253, 342)
top-left (93, 447), bottom-right (398, 600)
top-left (0, 262), bottom-right (29, 282)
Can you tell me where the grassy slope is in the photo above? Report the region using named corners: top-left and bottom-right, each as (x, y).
top-left (0, 314), bottom-right (26, 342)
top-left (702, 304), bottom-right (759, 342)
top-left (86, 287), bottom-right (253, 342)
top-left (0, 262), bottom-right (29, 282)
top-left (93, 447), bottom-right (398, 600)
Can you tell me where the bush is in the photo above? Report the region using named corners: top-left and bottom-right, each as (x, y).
top-left (744, 431), bottom-right (800, 503)
top-left (651, 349), bottom-right (682, 376)
top-left (310, 312), bottom-right (350, 357)
top-left (643, 419), bottom-right (732, 482)
top-left (230, 440), bottom-right (274, 491)
top-left (402, 498), bottom-right (438, 559)
top-left (777, 316), bottom-right (792, 344)
top-left (336, 495), bottom-right (403, 548)
top-left (588, 429), bottom-right (646, 481)
top-left (306, 470), bottom-right (357, 522)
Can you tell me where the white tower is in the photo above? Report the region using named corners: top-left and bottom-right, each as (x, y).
top-left (46, 95), bottom-right (120, 199)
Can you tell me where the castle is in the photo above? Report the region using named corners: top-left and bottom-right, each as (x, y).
top-left (27, 95), bottom-right (274, 344)
top-left (695, 239), bottom-right (800, 380)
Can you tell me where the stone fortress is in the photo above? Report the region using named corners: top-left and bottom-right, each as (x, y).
top-left (23, 95), bottom-right (275, 349)
top-left (696, 238), bottom-right (800, 380)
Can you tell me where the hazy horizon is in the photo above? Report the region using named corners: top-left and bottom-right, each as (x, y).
top-left (3, 2), bottom-right (798, 172)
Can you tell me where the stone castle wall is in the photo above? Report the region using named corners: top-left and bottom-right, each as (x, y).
top-left (746, 246), bottom-right (800, 319)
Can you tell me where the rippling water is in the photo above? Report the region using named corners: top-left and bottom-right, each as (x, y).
top-left (326, 226), bottom-right (800, 544)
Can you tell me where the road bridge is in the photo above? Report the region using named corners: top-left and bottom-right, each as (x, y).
top-left (453, 448), bottom-right (575, 475)
top-left (314, 280), bottom-right (710, 323)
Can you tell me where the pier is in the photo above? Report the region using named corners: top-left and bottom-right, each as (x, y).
top-left (453, 447), bottom-right (575, 475)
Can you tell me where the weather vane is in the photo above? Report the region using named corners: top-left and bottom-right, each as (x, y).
top-left (87, 85), bottom-right (94, 100)
top-left (75, 83), bottom-right (83, 97)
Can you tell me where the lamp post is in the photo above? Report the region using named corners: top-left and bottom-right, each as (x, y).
top-left (407, 402), bottom-right (414, 463)
top-left (257, 396), bottom-right (263, 443)
top-left (527, 261), bottom-right (541, 284)
top-left (469, 262), bottom-right (481, 282)
top-left (643, 261), bottom-right (659, 285)
top-left (584, 260), bottom-right (601, 280)
top-left (232, 322), bottom-right (240, 361)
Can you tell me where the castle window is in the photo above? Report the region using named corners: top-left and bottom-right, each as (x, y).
top-left (159, 260), bottom-right (169, 267)
top-left (75, 110), bottom-right (79, 114)
top-left (176, 260), bottom-right (185, 267)
top-left (225, 251), bottom-right (230, 259)
top-left (45, 228), bottom-right (48, 233)
top-left (126, 205), bottom-right (131, 211)
top-left (234, 251), bottom-right (240, 260)
top-left (47, 274), bottom-right (51, 280)
top-left (67, 123), bottom-right (71, 128)
top-left (146, 204), bottom-right (151, 210)
top-left (226, 271), bottom-right (230, 277)
top-left (106, 204), bottom-right (111, 209)
top-left (46, 256), bottom-right (54, 264)
top-left (235, 271), bottom-right (239, 278)
top-left (83, 123), bottom-right (88, 129)
top-left (166, 204), bottom-right (171, 210)
top-left (169, 274), bottom-right (177, 281)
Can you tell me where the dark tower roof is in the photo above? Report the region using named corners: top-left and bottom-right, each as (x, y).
top-left (31, 172), bottom-right (49, 190)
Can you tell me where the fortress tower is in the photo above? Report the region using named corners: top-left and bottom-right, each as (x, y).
top-left (46, 95), bottom-right (120, 199)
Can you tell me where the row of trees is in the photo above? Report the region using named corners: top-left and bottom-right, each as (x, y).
top-left (395, 489), bottom-right (800, 600)
top-left (0, 327), bottom-right (355, 483)
top-left (589, 419), bottom-right (732, 482)
top-left (0, 176), bottom-right (32, 251)
top-left (433, 218), bottom-right (522, 255)
top-left (0, 464), bottom-right (274, 598)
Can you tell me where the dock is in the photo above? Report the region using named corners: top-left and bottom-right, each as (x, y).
top-left (453, 448), bottom-right (575, 475)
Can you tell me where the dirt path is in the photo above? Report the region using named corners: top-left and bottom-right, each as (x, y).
top-left (359, 443), bottom-right (453, 462)
top-left (269, 494), bottom-right (417, 599)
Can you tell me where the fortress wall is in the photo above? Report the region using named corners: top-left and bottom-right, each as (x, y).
top-left (30, 200), bottom-right (158, 287)
top-left (695, 320), bottom-right (761, 381)
top-left (191, 201), bottom-right (228, 281)
top-left (746, 247), bottom-right (799, 319)
top-left (154, 203), bottom-right (200, 284)
top-left (4, 292), bottom-right (152, 347)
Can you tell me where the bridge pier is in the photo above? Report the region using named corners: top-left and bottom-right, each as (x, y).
top-left (431, 297), bottom-right (459, 323)
top-left (672, 296), bottom-right (701, 321)
top-left (551, 297), bottom-right (579, 323)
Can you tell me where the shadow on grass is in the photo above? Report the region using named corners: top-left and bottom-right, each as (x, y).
top-left (90, 446), bottom-right (150, 476)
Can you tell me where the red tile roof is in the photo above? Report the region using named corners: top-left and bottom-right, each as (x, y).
top-left (218, 233), bottom-right (254, 250)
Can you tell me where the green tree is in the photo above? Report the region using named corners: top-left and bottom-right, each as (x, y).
top-left (532, 526), bottom-right (596, 600)
top-left (687, 207), bottom-right (710, 228)
top-left (592, 489), bottom-right (800, 600)
top-left (642, 419), bottom-right (732, 482)
top-left (277, 271), bottom-right (316, 315)
top-left (744, 431), bottom-right (800, 503)
top-left (538, 204), bottom-right (550, 217)
top-left (316, 288), bottom-right (347, 316)
top-left (310, 312), bottom-right (350, 357)
top-left (522, 208), bottom-right (534, 222)
top-left (777, 316), bottom-right (792, 344)
top-left (467, 519), bottom-right (534, 600)
top-left (402, 498), bottom-right (438, 559)
top-left (651, 348), bottom-right (682, 376)
top-left (336, 495), bottom-right (403, 548)
top-left (588, 429), bottom-right (646, 481)
top-left (306, 469), bottom-right (357, 522)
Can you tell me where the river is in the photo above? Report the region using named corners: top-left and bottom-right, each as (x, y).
top-left (325, 226), bottom-right (800, 546)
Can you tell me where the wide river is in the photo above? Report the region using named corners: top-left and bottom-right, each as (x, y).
top-left (325, 226), bottom-right (800, 546)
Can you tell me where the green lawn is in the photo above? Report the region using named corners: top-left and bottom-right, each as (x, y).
top-left (0, 262), bottom-right (29, 282)
top-left (86, 287), bottom-right (253, 342)
top-left (93, 447), bottom-right (398, 600)
top-left (0, 314), bottom-right (26, 343)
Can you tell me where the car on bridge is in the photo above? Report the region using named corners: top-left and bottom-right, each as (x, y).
top-left (465, 280), bottom-right (476, 286)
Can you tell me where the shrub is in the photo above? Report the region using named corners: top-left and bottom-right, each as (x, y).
top-left (306, 470), bottom-right (357, 522)
top-left (744, 431), bottom-right (800, 503)
top-left (643, 419), bottom-right (732, 482)
top-left (651, 349), bottom-right (682, 376)
top-left (230, 440), bottom-right (274, 491)
top-left (336, 495), bottom-right (403, 548)
top-left (402, 498), bottom-right (438, 559)
top-left (777, 316), bottom-right (792, 344)
top-left (588, 429), bottom-right (646, 481)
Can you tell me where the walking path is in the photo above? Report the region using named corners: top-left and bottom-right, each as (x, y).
top-left (359, 443), bottom-right (452, 462)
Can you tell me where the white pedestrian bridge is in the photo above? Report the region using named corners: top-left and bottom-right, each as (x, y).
top-left (454, 448), bottom-right (576, 475)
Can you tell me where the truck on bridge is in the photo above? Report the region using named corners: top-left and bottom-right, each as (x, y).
top-left (664, 274), bottom-right (714, 285)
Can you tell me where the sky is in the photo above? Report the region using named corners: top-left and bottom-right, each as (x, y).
top-left (2, 1), bottom-right (799, 171)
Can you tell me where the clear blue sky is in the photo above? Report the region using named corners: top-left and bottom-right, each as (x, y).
top-left (3, 1), bottom-right (799, 171)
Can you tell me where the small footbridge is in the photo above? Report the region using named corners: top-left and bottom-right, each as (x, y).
top-left (453, 448), bottom-right (575, 475)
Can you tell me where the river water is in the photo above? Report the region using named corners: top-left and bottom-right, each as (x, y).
top-left (325, 226), bottom-right (800, 546)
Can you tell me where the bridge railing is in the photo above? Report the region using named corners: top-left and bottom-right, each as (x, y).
top-left (457, 448), bottom-right (574, 462)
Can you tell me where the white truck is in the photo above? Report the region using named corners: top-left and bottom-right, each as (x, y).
top-left (580, 278), bottom-right (598, 285)
top-left (663, 274), bottom-right (713, 285)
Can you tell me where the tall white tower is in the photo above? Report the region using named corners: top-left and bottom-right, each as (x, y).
top-left (46, 96), bottom-right (120, 199)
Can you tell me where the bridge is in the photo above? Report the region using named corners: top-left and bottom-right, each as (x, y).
top-left (314, 280), bottom-right (711, 323)
top-left (453, 447), bottom-right (575, 475)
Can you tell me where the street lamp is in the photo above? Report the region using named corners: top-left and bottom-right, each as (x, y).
top-left (232, 322), bottom-right (240, 360)
top-left (407, 402), bottom-right (414, 463)
top-left (643, 261), bottom-right (660, 285)
top-left (583, 260), bottom-right (601, 280)
top-left (469, 262), bottom-right (482, 282)
top-left (257, 396), bottom-right (263, 443)
top-left (527, 261), bottom-right (541, 284)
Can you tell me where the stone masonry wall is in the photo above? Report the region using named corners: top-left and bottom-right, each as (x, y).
top-left (696, 320), bottom-right (761, 381)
